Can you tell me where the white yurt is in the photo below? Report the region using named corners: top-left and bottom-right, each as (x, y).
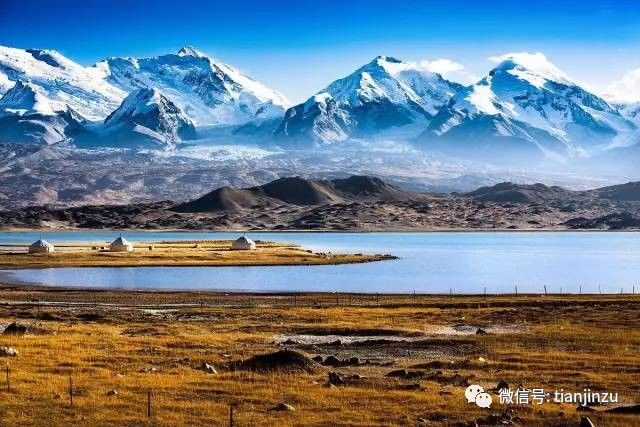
top-left (109, 236), bottom-right (134, 252)
top-left (231, 235), bottom-right (256, 251)
top-left (28, 239), bottom-right (54, 254)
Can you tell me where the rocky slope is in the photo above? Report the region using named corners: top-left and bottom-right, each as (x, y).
top-left (3, 177), bottom-right (640, 231)
top-left (465, 182), bottom-right (576, 204)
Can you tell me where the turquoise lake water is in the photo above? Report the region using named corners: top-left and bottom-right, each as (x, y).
top-left (0, 231), bottom-right (639, 294)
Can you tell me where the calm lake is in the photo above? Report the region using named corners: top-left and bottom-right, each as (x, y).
top-left (0, 231), bottom-right (639, 294)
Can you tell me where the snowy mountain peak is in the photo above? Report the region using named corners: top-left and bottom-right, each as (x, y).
top-left (489, 52), bottom-right (573, 88)
top-left (0, 45), bottom-right (126, 120)
top-left (105, 87), bottom-right (166, 124)
top-left (23, 48), bottom-right (78, 71)
top-left (364, 56), bottom-right (427, 76)
top-left (102, 86), bottom-right (196, 146)
top-left (0, 79), bottom-right (85, 146)
top-left (421, 52), bottom-right (634, 161)
top-left (275, 56), bottom-right (463, 146)
top-left (97, 47), bottom-right (289, 125)
top-left (368, 56), bottom-right (403, 69)
top-left (324, 56), bottom-right (457, 109)
top-left (177, 46), bottom-right (206, 58)
top-left (0, 80), bottom-right (66, 116)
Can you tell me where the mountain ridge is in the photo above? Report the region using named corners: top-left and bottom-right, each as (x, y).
top-left (417, 52), bottom-right (635, 161)
top-left (274, 56), bottom-right (463, 147)
top-left (0, 45), bottom-right (639, 167)
top-left (5, 176), bottom-right (640, 231)
top-left (95, 46), bottom-right (289, 126)
top-left (172, 175), bottom-right (423, 213)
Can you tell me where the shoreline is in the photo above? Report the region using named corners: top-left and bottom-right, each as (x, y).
top-left (0, 280), bottom-right (637, 298)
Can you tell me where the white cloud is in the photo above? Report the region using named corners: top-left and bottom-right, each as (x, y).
top-left (411, 58), bottom-right (477, 85)
top-left (603, 68), bottom-right (640, 104)
top-left (418, 58), bottom-right (464, 74)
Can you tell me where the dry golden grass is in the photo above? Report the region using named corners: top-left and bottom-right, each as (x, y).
top-left (0, 240), bottom-right (392, 268)
top-left (0, 289), bottom-right (637, 426)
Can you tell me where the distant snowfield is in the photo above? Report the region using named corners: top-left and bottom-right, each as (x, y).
top-left (169, 144), bottom-right (274, 161)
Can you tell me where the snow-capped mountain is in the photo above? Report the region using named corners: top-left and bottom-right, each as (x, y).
top-left (0, 81), bottom-right (84, 145)
top-left (0, 44), bottom-right (288, 128)
top-left (0, 44), bottom-right (290, 147)
top-left (0, 45), bottom-right (126, 120)
top-left (94, 46), bottom-right (289, 126)
top-left (274, 56), bottom-right (463, 147)
top-left (77, 87), bottom-right (196, 148)
top-left (0, 80), bottom-right (65, 115)
top-left (418, 53), bottom-right (635, 161)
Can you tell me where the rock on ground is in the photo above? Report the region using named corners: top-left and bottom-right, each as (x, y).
top-left (0, 346), bottom-right (18, 357)
top-left (3, 322), bottom-right (29, 336)
top-left (229, 349), bottom-right (317, 373)
top-left (270, 403), bottom-right (295, 411)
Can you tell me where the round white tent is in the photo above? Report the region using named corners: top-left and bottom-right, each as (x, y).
top-left (109, 236), bottom-right (134, 252)
top-left (28, 239), bottom-right (54, 254)
top-left (231, 235), bottom-right (256, 250)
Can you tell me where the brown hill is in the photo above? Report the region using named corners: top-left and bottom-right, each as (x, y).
top-left (330, 176), bottom-right (417, 201)
top-left (253, 177), bottom-right (344, 205)
top-left (466, 182), bottom-right (574, 204)
top-left (171, 186), bottom-right (275, 213)
top-left (588, 181), bottom-right (640, 201)
top-left (172, 175), bottom-right (423, 213)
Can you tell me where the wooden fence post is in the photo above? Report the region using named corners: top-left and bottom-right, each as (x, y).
top-left (147, 390), bottom-right (152, 417)
top-left (69, 376), bottom-right (73, 407)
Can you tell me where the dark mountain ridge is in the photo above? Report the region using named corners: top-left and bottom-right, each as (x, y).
top-left (172, 175), bottom-right (423, 213)
top-left (467, 180), bottom-right (640, 204)
top-left (4, 176), bottom-right (640, 231)
top-left (466, 182), bottom-right (576, 204)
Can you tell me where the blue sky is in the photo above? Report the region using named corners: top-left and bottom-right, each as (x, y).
top-left (2, 0), bottom-right (640, 103)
